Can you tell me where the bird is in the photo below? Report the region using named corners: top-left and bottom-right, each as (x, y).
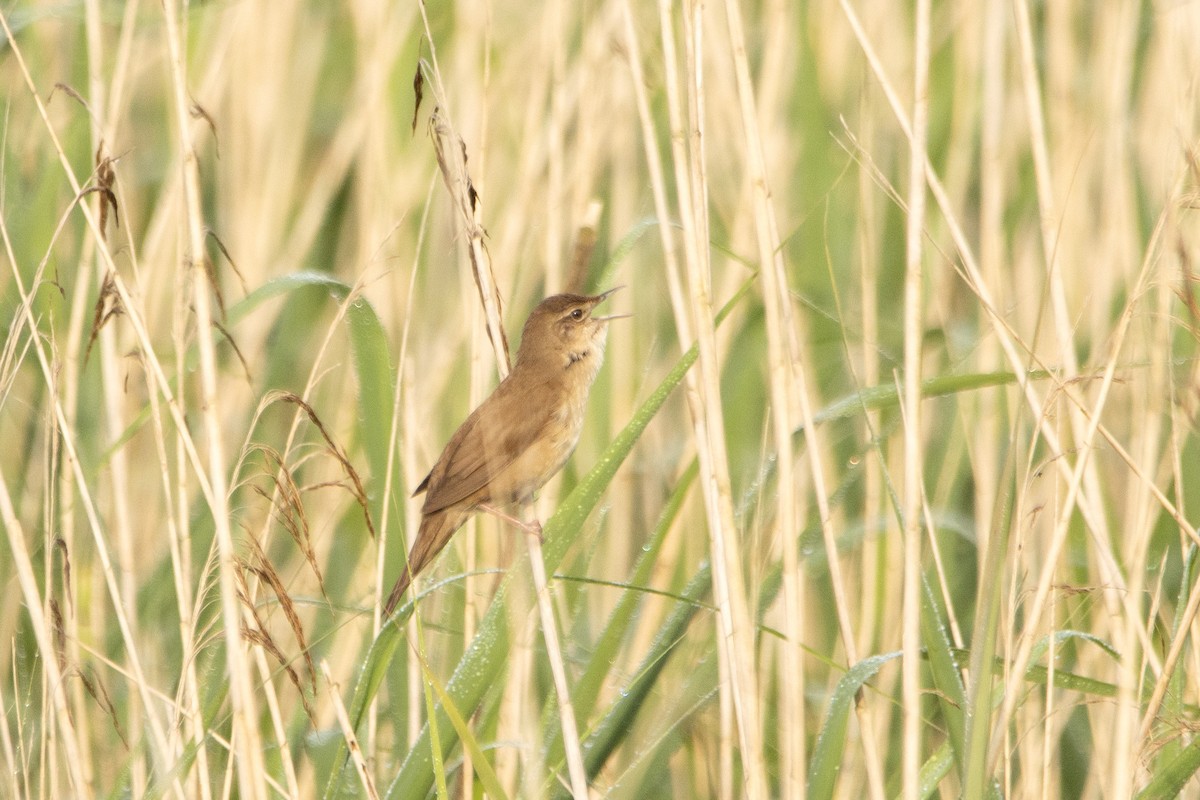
top-left (383, 288), bottom-right (625, 616)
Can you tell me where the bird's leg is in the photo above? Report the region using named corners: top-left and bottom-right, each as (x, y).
top-left (477, 503), bottom-right (545, 542)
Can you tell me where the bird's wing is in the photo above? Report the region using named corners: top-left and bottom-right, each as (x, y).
top-left (420, 376), bottom-right (553, 515)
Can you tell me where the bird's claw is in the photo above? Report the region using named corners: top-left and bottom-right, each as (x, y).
top-left (478, 502), bottom-right (544, 541)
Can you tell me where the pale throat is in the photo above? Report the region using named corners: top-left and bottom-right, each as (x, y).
top-left (563, 331), bottom-right (607, 379)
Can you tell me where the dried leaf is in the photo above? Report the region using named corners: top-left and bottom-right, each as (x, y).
top-left (84, 273), bottom-right (122, 366)
top-left (411, 62), bottom-right (424, 135)
top-left (190, 102), bottom-right (220, 157)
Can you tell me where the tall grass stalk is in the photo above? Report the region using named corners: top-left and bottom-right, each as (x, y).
top-left (901, 0), bottom-right (931, 797)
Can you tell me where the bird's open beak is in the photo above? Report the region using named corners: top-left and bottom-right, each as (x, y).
top-left (592, 286), bottom-right (630, 321)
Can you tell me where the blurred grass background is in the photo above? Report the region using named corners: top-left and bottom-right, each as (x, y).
top-left (2, 0), bottom-right (1200, 798)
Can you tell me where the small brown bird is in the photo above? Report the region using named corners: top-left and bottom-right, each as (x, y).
top-left (383, 288), bottom-right (624, 616)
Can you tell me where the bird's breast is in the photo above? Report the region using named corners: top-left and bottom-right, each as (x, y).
top-left (530, 394), bottom-right (587, 483)
top-left (489, 380), bottom-right (589, 505)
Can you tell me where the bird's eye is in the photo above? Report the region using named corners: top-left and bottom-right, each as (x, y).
top-left (570, 308), bottom-right (584, 320)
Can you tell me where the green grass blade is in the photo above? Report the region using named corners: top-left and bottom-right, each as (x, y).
top-left (422, 654), bottom-right (450, 800)
top-left (807, 651), bottom-right (901, 800)
top-left (601, 659), bottom-right (721, 795)
top-left (542, 458), bottom-right (699, 771)
top-left (418, 656), bottom-right (510, 800)
top-left (916, 741), bottom-right (956, 799)
top-left (962, 446), bottom-right (1014, 798)
top-left (550, 563), bottom-right (713, 800)
top-left (587, 217), bottom-right (659, 294)
top-left (807, 370), bottom-right (1052, 431)
top-left (920, 573), bottom-right (966, 771)
top-left (1135, 737), bottom-right (1200, 800)
top-left (1157, 545), bottom-right (1199, 769)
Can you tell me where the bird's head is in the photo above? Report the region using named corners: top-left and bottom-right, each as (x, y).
top-left (515, 287), bottom-right (627, 372)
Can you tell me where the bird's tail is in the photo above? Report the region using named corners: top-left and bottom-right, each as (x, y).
top-left (382, 509), bottom-right (464, 617)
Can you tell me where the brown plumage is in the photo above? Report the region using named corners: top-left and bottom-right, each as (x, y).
top-left (383, 289), bottom-right (623, 616)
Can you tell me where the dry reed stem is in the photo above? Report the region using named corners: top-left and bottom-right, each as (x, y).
top-left (545, 0), bottom-right (567, 292)
top-left (846, 108), bottom-right (889, 789)
top-left (251, 644), bottom-right (303, 797)
top-left (142, 351), bottom-right (214, 799)
top-left (901, 0), bottom-right (931, 796)
top-left (716, 0), bottom-right (809, 794)
top-left (218, 266), bottom-right (380, 787)
top-left (527, 525), bottom-right (591, 799)
top-left (972, 0), bottom-right (1006, 764)
top-left (986, 171), bottom-right (1188, 777)
top-left (64, 17), bottom-right (193, 783)
top-left (1021, 3), bottom-right (1162, 788)
top-left (649, 5), bottom-right (736, 797)
top-left (323, 660), bottom-right (381, 800)
top-left (676, 3), bottom-right (767, 796)
top-left (623, 3), bottom-right (747, 794)
top-left (620, 8), bottom-right (733, 791)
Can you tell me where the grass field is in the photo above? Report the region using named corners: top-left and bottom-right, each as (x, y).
top-left (3, 0), bottom-right (1200, 798)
